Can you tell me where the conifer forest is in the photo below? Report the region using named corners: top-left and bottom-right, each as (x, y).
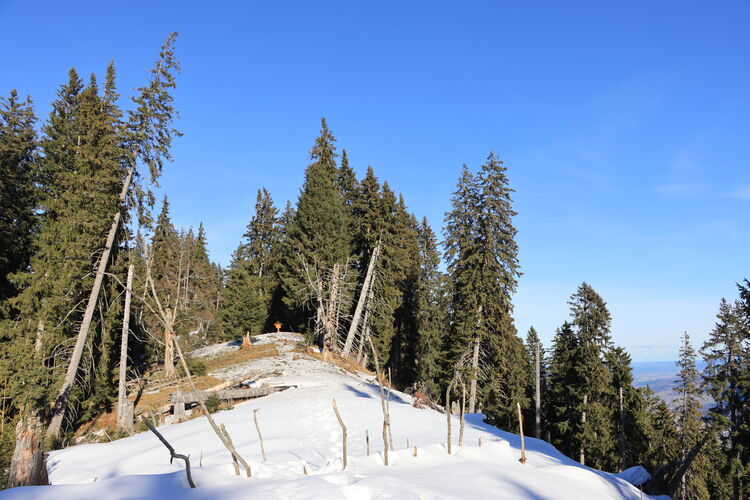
top-left (1, 33), bottom-right (748, 499)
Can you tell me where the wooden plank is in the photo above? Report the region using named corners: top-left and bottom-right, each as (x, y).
top-left (169, 385), bottom-right (293, 404)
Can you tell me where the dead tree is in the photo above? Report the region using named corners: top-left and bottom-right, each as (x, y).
top-left (117, 264), bottom-right (135, 433)
top-left (332, 399), bottom-right (347, 469)
top-left (143, 416), bottom-right (195, 488)
top-left (517, 402), bottom-right (527, 464)
top-left (342, 242), bottom-right (380, 356)
top-left (459, 382), bottom-right (466, 447)
top-left (446, 382), bottom-right (453, 454)
top-left (220, 424), bottom-right (239, 476)
top-left (534, 341), bottom-right (541, 439)
top-left (146, 266), bottom-right (252, 477)
top-left (366, 336), bottom-right (390, 466)
top-left (7, 415), bottom-right (47, 487)
top-left (253, 409), bottom-right (267, 461)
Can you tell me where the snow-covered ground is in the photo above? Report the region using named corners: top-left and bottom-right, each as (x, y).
top-left (3, 333), bottom-right (661, 499)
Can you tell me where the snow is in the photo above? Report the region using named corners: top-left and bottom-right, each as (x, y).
top-left (2, 333), bottom-right (663, 499)
top-left (615, 466), bottom-right (651, 487)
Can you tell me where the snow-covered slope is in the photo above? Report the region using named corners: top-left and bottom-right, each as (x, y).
top-left (3, 334), bottom-right (660, 499)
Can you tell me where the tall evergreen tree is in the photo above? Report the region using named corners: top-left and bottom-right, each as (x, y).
top-left (222, 189), bottom-right (281, 337)
top-left (701, 296), bottom-right (750, 499)
top-left (279, 118), bottom-right (351, 340)
top-left (0, 90), bottom-right (38, 315)
top-left (443, 153), bottom-right (523, 426)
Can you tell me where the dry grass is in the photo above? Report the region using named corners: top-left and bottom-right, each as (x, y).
top-left (203, 343), bottom-right (279, 371)
top-left (299, 349), bottom-right (373, 377)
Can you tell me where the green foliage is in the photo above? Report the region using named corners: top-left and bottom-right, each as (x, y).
top-left (181, 355), bottom-right (207, 377)
top-left (204, 393), bottom-right (221, 413)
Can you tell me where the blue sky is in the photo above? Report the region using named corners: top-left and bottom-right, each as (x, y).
top-left (2, 1), bottom-right (748, 361)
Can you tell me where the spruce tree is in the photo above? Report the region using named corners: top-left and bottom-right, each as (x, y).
top-left (443, 153), bottom-right (523, 426)
top-left (415, 217), bottom-right (448, 398)
top-left (278, 118), bottom-right (351, 340)
top-left (672, 331), bottom-right (710, 500)
top-left (0, 90), bottom-right (38, 315)
top-left (701, 296), bottom-right (749, 499)
top-left (222, 189), bottom-right (281, 337)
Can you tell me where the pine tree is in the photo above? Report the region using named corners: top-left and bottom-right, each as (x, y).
top-left (443, 153), bottom-right (523, 426)
top-left (672, 332), bottom-right (709, 500)
top-left (415, 217), bottom-right (448, 398)
top-left (701, 296), bottom-right (750, 499)
top-left (0, 90), bottom-right (38, 315)
top-left (222, 189), bottom-right (281, 337)
top-left (524, 327), bottom-right (546, 439)
top-left (547, 321), bottom-right (580, 457)
top-left (278, 118), bottom-right (351, 342)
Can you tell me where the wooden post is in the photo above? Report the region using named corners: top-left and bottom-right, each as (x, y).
top-left (478, 437), bottom-right (482, 447)
top-left (221, 424), bottom-right (240, 476)
top-left (459, 383), bottom-right (466, 447)
top-left (517, 402), bottom-right (527, 464)
top-left (366, 429), bottom-right (370, 456)
top-left (143, 417), bottom-right (195, 488)
top-left (253, 409), bottom-right (267, 462)
top-left (386, 367), bottom-right (394, 451)
top-left (446, 383), bottom-right (452, 455)
top-left (365, 336), bottom-right (389, 466)
top-left (332, 399), bottom-right (347, 469)
top-left (413, 446), bottom-right (417, 457)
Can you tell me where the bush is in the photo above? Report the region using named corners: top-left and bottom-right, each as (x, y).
top-left (204, 393), bottom-right (221, 413)
top-left (180, 354), bottom-right (207, 377)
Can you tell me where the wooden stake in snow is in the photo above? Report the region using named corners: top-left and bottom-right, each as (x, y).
top-left (446, 383), bottom-right (452, 455)
top-left (478, 437), bottom-right (482, 447)
top-left (253, 409), bottom-right (267, 462)
top-left (332, 399), bottom-right (347, 469)
top-left (143, 417), bottom-right (195, 488)
top-left (366, 429), bottom-right (370, 456)
top-left (365, 336), bottom-right (390, 466)
top-left (220, 424), bottom-right (240, 476)
top-left (117, 265), bottom-right (135, 433)
top-left (459, 383), bottom-right (466, 447)
top-left (517, 402), bottom-right (527, 464)
top-left (386, 367), bottom-right (394, 451)
top-left (413, 446), bottom-right (417, 457)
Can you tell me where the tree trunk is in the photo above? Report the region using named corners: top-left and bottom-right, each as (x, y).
top-left (117, 265), bottom-right (135, 433)
top-left (580, 394), bottom-right (587, 465)
top-left (342, 243), bottom-right (380, 356)
top-left (618, 385), bottom-right (625, 471)
top-left (7, 414), bottom-right (48, 487)
top-left (325, 264), bottom-right (340, 351)
top-left (468, 305), bottom-right (482, 414)
top-left (47, 166), bottom-right (134, 439)
top-left (164, 308), bottom-right (177, 378)
top-left (535, 342), bottom-right (541, 439)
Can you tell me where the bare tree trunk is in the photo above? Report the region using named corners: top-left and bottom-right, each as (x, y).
top-left (164, 308), bottom-right (177, 378)
top-left (386, 367), bottom-right (394, 451)
top-left (446, 383), bottom-right (452, 454)
top-left (459, 383), bottom-right (466, 446)
top-left (619, 385), bottom-right (625, 471)
top-left (468, 305), bottom-right (482, 414)
top-left (47, 167), bottom-right (134, 438)
top-left (117, 265), bottom-right (135, 433)
top-left (253, 409), bottom-right (267, 462)
top-left (366, 336), bottom-right (389, 466)
top-left (34, 320), bottom-right (44, 354)
top-left (325, 264), bottom-right (340, 352)
top-left (332, 399), bottom-right (347, 469)
top-left (7, 415), bottom-right (47, 487)
top-left (535, 342), bottom-right (541, 439)
top-left (342, 243), bottom-right (380, 356)
top-left (143, 416), bottom-right (195, 488)
top-left (517, 402), bottom-right (527, 464)
top-left (221, 424), bottom-right (240, 476)
top-left (580, 394), bottom-right (587, 465)
top-left (356, 308), bottom-right (371, 363)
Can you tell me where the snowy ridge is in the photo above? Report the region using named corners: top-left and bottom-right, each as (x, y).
top-left (2, 333), bottom-right (663, 499)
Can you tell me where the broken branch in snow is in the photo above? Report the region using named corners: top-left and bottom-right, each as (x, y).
top-left (253, 409), bottom-right (267, 462)
top-left (142, 416), bottom-right (195, 488)
top-left (332, 399), bottom-right (347, 469)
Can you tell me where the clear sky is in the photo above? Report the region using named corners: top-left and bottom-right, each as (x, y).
top-left (2, 1), bottom-right (748, 361)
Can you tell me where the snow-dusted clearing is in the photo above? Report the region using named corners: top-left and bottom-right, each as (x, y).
top-left (3, 334), bottom-right (661, 499)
